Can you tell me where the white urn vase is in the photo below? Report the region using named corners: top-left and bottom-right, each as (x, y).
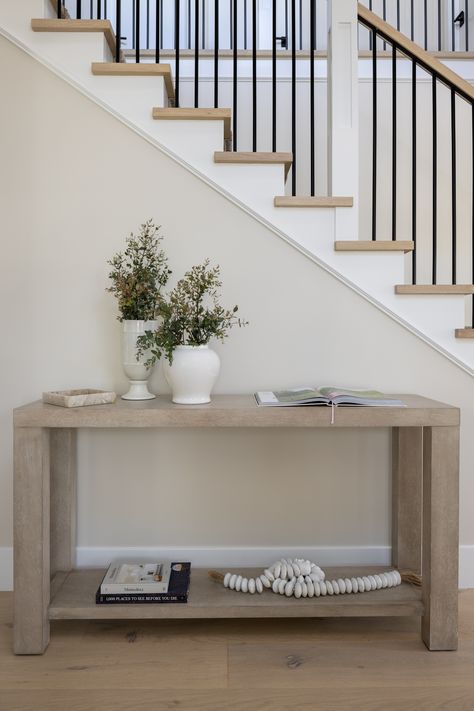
top-left (121, 319), bottom-right (158, 400)
top-left (163, 345), bottom-right (220, 404)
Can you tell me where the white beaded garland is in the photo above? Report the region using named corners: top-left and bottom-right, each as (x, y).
top-left (219, 558), bottom-right (403, 600)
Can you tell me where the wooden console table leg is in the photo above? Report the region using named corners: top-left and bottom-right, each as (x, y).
top-left (422, 426), bottom-right (459, 651)
top-left (13, 427), bottom-right (50, 654)
top-left (50, 429), bottom-right (77, 575)
top-left (391, 427), bottom-right (422, 573)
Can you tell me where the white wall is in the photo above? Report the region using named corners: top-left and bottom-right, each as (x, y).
top-left (1, 34), bottom-right (474, 588)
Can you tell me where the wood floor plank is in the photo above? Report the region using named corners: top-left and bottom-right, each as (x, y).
top-left (0, 638), bottom-right (227, 690)
top-left (228, 639), bottom-right (474, 689)
top-left (2, 687), bottom-right (474, 711)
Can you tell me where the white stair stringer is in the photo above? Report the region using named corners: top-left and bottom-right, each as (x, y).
top-left (0, 0), bottom-right (473, 375)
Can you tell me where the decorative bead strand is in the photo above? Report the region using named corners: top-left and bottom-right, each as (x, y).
top-left (215, 559), bottom-right (403, 598)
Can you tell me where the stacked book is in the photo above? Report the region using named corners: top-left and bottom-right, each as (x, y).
top-left (96, 561), bottom-right (191, 604)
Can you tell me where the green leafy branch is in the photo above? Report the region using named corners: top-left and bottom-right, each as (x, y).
top-left (137, 259), bottom-right (248, 365)
top-left (107, 220), bottom-right (171, 321)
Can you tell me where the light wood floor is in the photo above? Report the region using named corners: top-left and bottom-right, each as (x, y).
top-left (1, 591), bottom-right (474, 710)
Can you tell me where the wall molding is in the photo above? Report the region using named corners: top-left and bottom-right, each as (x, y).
top-left (1, 545), bottom-right (474, 591)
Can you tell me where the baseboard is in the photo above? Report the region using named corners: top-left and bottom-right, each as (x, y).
top-left (0, 547), bottom-right (13, 591)
top-left (1, 545), bottom-right (473, 591)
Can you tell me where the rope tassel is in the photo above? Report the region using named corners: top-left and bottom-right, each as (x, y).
top-left (208, 558), bottom-right (422, 597)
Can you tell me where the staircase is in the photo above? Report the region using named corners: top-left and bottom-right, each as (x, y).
top-left (1, 0), bottom-right (474, 373)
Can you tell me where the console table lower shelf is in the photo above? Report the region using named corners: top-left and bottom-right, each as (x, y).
top-left (49, 567), bottom-right (423, 620)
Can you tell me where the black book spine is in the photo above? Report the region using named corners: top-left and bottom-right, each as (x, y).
top-left (96, 593), bottom-right (188, 604)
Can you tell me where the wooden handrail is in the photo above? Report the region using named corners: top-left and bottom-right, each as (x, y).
top-left (357, 3), bottom-right (474, 102)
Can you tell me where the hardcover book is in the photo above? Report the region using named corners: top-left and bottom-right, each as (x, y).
top-left (255, 387), bottom-right (405, 408)
top-left (100, 561), bottom-right (172, 594)
top-left (96, 562), bottom-right (191, 604)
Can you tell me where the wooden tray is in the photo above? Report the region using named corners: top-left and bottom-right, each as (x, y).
top-left (42, 389), bottom-right (116, 408)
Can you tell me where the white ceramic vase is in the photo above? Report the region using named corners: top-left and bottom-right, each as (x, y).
top-left (163, 345), bottom-right (221, 404)
top-left (121, 319), bottom-right (158, 400)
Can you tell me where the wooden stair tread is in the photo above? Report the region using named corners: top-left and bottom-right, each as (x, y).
top-left (274, 196), bottom-right (353, 208)
top-left (335, 241), bottom-right (414, 253)
top-left (153, 108), bottom-right (231, 139)
top-left (395, 285), bottom-right (474, 295)
top-left (214, 152), bottom-right (293, 179)
top-left (455, 328), bottom-right (474, 339)
top-left (32, 19), bottom-right (117, 58)
top-left (92, 62), bottom-right (174, 99)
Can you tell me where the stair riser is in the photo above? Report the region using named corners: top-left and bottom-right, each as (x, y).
top-left (92, 76), bottom-right (168, 122)
top-left (31, 32), bottom-right (111, 71)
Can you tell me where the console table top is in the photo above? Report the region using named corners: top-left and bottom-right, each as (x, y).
top-left (13, 394), bottom-right (459, 428)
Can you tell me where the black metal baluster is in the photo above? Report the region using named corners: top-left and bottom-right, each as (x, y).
top-left (188, 0), bottom-right (191, 49)
top-left (252, 0), bottom-right (257, 151)
top-left (299, 0), bottom-right (302, 51)
top-left (214, 0), bottom-right (219, 107)
top-left (90, 0), bottom-right (93, 19)
top-left (160, 0), bottom-right (163, 48)
top-left (438, 0), bottom-right (441, 50)
top-left (432, 76), bottom-right (437, 284)
top-left (466, 0), bottom-right (469, 50)
top-left (155, 0), bottom-right (160, 62)
top-left (424, 0), bottom-right (427, 49)
top-left (372, 28), bottom-right (377, 240)
top-left (397, 0), bottom-right (400, 31)
top-left (105, 0), bottom-right (107, 17)
top-left (146, 0), bottom-right (150, 49)
top-left (57, 0), bottom-right (61, 18)
top-left (451, 89), bottom-right (457, 284)
top-left (202, 0), bottom-right (206, 49)
top-left (233, 0), bottom-right (237, 149)
top-left (272, 0), bottom-right (276, 152)
top-left (392, 43), bottom-right (397, 241)
top-left (244, 0), bottom-right (247, 49)
top-left (115, 0), bottom-right (122, 62)
top-left (76, 1), bottom-right (82, 19)
top-left (411, 0), bottom-right (414, 41)
top-left (194, 0), bottom-right (199, 107)
top-left (383, 0), bottom-right (386, 49)
top-left (175, 0), bottom-right (180, 106)
top-left (230, 0), bottom-right (233, 48)
top-left (132, 0), bottom-right (136, 48)
top-left (291, 0), bottom-right (296, 195)
top-left (310, 0), bottom-right (315, 196)
top-left (472, 102), bottom-right (474, 325)
top-left (136, 0), bottom-right (140, 62)
top-left (115, 0), bottom-right (121, 62)
top-left (98, 0), bottom-right (101, 19)
top-left (412, 59), bottom-right (417, 283)
top-left (369, 0), bottom-right (372, 50)
top-left (452, 0), bottom-right (455, 50)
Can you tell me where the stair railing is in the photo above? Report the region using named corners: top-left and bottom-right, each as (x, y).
top-left (358, 0), bottom-right (472, 53)
top-left (358, 4), bottom-right (474, 327)
top-left (62, 0), bottom-right (323, 198)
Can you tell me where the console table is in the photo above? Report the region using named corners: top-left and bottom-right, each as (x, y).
top-left (13, 394), bottom-right (459, 654)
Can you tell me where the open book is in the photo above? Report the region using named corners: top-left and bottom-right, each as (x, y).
top-left (255, 387), bottom-right (405, 408)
